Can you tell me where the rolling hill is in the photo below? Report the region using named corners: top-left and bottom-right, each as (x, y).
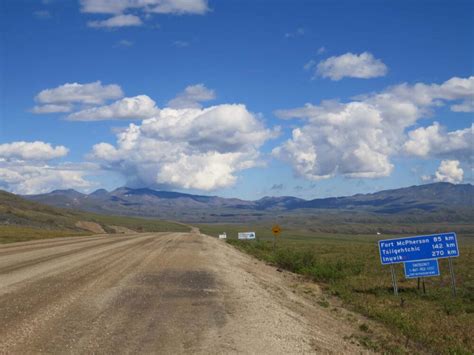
top-left (0, 190), bottom-right (189, 243)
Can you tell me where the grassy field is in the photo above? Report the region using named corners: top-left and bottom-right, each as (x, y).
top-left (199, 224), bottom-right (474, 354)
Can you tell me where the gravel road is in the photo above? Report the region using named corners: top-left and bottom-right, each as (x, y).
top-left (0, 231), bottom-right (365, 354)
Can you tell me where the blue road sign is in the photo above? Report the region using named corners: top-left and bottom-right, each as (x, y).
top-left (404, 259), bottom-right (440, 278)
top-left (378, 232), bottom-right (459, 265)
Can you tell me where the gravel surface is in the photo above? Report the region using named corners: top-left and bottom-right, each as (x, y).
top-left (0, 231), bottom-right (366, 354)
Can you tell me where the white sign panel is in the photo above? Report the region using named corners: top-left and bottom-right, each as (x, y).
top-left (238, 232), bottom-right (256, 240)
top-left (218, 233), bottom-right (227, 239)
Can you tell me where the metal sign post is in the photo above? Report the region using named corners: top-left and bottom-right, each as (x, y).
top-left (272, 225), bottom-right (281, 252)
top-left (448, 257), bottom-right (457, 297)
top-left (390, 264), bottom-right (398, 296)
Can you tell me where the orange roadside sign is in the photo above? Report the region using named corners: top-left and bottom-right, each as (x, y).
top-left (272, 225), bottom-right (281, 236)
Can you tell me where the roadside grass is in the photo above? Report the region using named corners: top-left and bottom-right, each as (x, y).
top-left (0, 226), bottom-right (88, 244)
top-left (199, 224), bottom-right (474, 354)
top-left (0, 214), bottom-right (189, 244)
top-left (0, 190), bottom-right (191, 244)
top-left (75, 212), bottom-right (190, 233)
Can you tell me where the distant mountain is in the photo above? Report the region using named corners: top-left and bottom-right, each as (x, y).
top-left (22, 182), bottom-right (473, 222)
top-left (300, 183), bottom-right (473, 213)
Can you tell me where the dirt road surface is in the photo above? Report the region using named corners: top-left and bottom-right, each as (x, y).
top-left (0, 232), bottom-right (367, 354)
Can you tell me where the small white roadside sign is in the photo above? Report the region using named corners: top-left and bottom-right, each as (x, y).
top-left (238, 232), bottom-right (256, 240)
top-left (218, 233), bottom-right (227, 239)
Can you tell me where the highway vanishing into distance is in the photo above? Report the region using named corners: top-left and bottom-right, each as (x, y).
top-left (0, 231), bottom-right (365, 354)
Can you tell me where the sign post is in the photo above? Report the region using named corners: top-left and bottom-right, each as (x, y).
top-left (448, 257), bottom-right (456, 296)
top-left (272, 225), bottom-right (281, 252)
top-left (390, 265), bottom-right (398, 296)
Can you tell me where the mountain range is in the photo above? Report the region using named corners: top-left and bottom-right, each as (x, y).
top-left (23, 182), bottom-right (473, 222)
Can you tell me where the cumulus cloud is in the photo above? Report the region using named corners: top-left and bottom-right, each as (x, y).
top-left (80, 0), bottom-right (208, 29)
top-left (284, 27), bottom-right (305, 39)
top-left (33, 10), bottom-right (51, 19)
top-left (303, 60), bottom-right (317, 71)
top-left (67, 95), bottom-right (160, 121)
top-left (378, 76), bottom-right (474, 111)
top-left (273, 76), bottom-right (473, 181)
top-left (404, 123), bottom-right (473, 161)
top-left (0, 162), bottom-right (96, 195)
top-left (87, 14), bottom-right (142, 28)
top-left (173, 40), bottom-right (189, 48)
top-left (433, 160), bottom-right (464, 184)
top-left (89, 103), bottom-right (277, 190)
top-left (115, 39), bottom-right (134, 47)
top-left (33, 81), bottom-right (124, 114)
top-left (0, 141), bottom-right (69, 161)
top-left (31, 83), bottom-right (215, 122)
top-left (31, 104), bottom-right (73, 114)
top-left (0, 141), bottom-right (95, 194)
top-left (168, 84), bottom-right (216, 109)
top-left (150, 0), bottom-right (209, 14)
top-left (273, 101), bottom-right (394, 179)
top-left (80, 0), bottom-right (209, 15)
top-left (451, 100), bottom-right (474, 112)
top-left (317, 46), bottom-right (326, 55)
top-left (315, 52), bottom-right (388, 80)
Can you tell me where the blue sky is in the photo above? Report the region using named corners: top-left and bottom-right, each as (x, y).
top-left (0, 0), bottom-right (472, 199)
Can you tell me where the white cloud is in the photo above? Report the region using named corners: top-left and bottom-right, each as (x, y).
top-left (67, 95), bottom-right (160, 121)
top-left (34, 81), bottom-right (124, 107)
top-left (149, 0), bottom-right (209, 14)
top-left (273, 101), bottom-right (394, 180)
top-left (173, 40), bottom-right (189, 48)
top-left (87, 14), bottom-right (142, 28)
top-left (379, 76), bottom-right (474, 110)
top-left (80, 0), bottom-right (209, 15)
top-left (0, 142), bottom-right (95, 195)
top-left (317, 46), bottom-right (326, 55)
top-left (89, 103), bottom-right (277, 190)
top-left (0, 141), bottom-right (69, 161)
top-left (451, 101), bottom-right (474, 112)
top-left (80, 0), bottom-right (129, 14)
top-left (33, 10), bottom-right (51, 19)
top-left (404, 123), bottom-right (473, 161)
top-left (0, 162), bottom-right (96, 195)
top-left (303, 60), bottom-right (317, 71)
top-left (168, 84), bottom-right (216, 109)
top-left (80, 0), bottom-right (208, 29)
top-left (274, 76), bottom-right (473, 181)
top-left (115, 39), bottom-right (134, 47)
top-left (434, 160), bottom-right (464, 184)
top-left (31, 104), bottom-right (73, 114)
top-left (284, 28), bottom-right (305, 39)
top-left (316, 52), bottom-right (388, 80)
top-left (421, 174), bottom-right (432, 182)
